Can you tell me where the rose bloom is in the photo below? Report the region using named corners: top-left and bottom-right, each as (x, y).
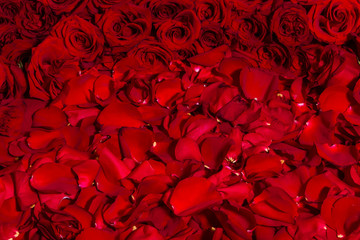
top-left (96, 3), bottom-right (152, 52)
top-left (51, 15), bottom-right (104, 62)
top-left (309, 0), bottom-right (360, 44)
top-left (15, 0), bottom-right (57, 40)
top-left (27, 37), bottom-right (80, 100)
top-left (271, 3), bottom-right (312, 46)
top-left (156, 9), bottom-right (201, 50)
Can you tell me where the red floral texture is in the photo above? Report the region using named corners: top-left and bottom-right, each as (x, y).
top-left (1, 0), bottom-right (360, 239)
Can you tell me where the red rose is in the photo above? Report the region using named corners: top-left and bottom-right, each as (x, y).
top-left (0, 0), bottom-right (22, 19)
top-left (194, 0), bottom-right (227, 25)
top-left (27, 37), bottom-right (80, 100)
top-left (228, 13), bottom-right (268, 50)
top-left (113, 38), bottom-right (173, 74)
top-left (198, 23), bottom-right (227, 51)
top-left (309, 0), bottom-right (360, 44)
top-left (0, 58), bottom-right (26, 102)
top-left (51, 16), bottom-right (104, 62)
top-left (156, 10), bottom-right (201, 50)
top-left (139, 0), bottom-right (194, 22)
top-left (0, 21), bottom-right (18, 49)
top-left (38, 0), bottom-right (86, 15)
top-left (96, 3), bottom-right (152, 52)
top-left (34, 205), bottom-right (91, 240)
top-left (271, 3), bottom-right (312, 46)
top-left (15, 0), bottom-right (57, 40)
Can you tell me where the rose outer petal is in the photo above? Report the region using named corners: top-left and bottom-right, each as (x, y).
top-left (30, 163), bottom-right (79, 195)
top-left (170, 177), bottom-right (222, 216)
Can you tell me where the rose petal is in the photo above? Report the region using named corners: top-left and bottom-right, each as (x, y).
top-left (128, 160), bottom-right (166, 182)
top-left (72, 160), bottom-right (100, 188)
top-left (188, 45), bottom-right (228, 67)
top-left (155, 78), bottom-right (183, 107)
top-left (32, 106), bottom-right (67, 129)
top-left (201, 137), bottom-right (232, 169)
top-left (184, 116), bottom-right (217, 141)
top-left (13, 171), bottom-right (37, 210)
top-left (119, 127), bottom-right (154, 163)
top-left (97, 136), bottom-right (131, 182)
top-left (170, 177), bottom-right (222, 216)
top-left (175, 137), bottom-right (202, 162)
top-left (30, 163), bottom-right (79, 195)
top-left (250, 187), bottom-right (298, 224)
top-left (201, 82), bottom-right (239, 115)
top-left (76, 228), bottom-right (115, 240)
top-left (97, 100), bottom-right (143, 129)
top-left (239, 67), bottom-right (278, 101)
top-left (244, 153), bottom-right (283, 180)
top-left (318, 86), bottom-right (351, 113)
top-left (126, 225), bottom-right (165, 240)
top-left (316, 143), bottom-right (357, 166)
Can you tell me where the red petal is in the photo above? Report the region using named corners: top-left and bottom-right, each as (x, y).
top-left (97, 137), bottom-right (131, 181)
top-left (318, 86), bottom-right (351, 113)
top-left (72, 160), bottom-right (100, 188)
top-left (13, 171), bottom-right (37, 210)
top-left (201, 137), bottom-right (232, 169)
top-left (170, 177), bottom-right (222, 216)
top-left (200, 82), bottom-right (239, 114)
top-left (26, 130), bottom-right (62, 149)
top-left (250, 187), bottom-right (297, 224)
top-left (138, 106), bottom-right (170, 125)
top-left (30, 163), bottom-right (79, 195)
top-left (126, 225), bottom-right (165, 240)
top-left (175, 137), bottom-right (202, 162)
top-left (76, 228), bottom-right (115, 240)
top-left (184, 116), bottom-right (217, 141)
top-left (245, 153), bottom-right (283, 180)
top-left (93, 75), bottom-right (114, 102)
top-left (240, 67), bottom-right (278, 101)
top-left (316, 143), bottom-right (357, 166)
top-left (119, 127), bottom-right (154, 163)
top-left (97, 100), bottom-right (143, 129)
top-left (32, 106), bottom-right (67, 129)
top-left (155, 78), bottom-right (183, 107)
top-left (128, 160), bottom-right (166, 182)
top-left (188, 45), bottom-right (228, 67)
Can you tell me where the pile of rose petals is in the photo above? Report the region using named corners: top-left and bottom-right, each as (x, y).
top-left (1, 0), bottom-right (360, 239)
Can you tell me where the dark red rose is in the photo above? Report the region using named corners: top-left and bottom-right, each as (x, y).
top-left (271, 3), bottom-right (312, 47)
top-left (51, 16), bottom-right (104, 62)
top-left (38, 0), bottom-right (86, 15)
top-left (198, 23), bottom-right (227, 51)
top-left (139, 0), bottom-right (193, 22)
top-left (96, 3), bottom-right (151, 52)
top-left (228, 13), bottom-right (268, 50)
top-left (194, 0), bottom-right (227, 25)
top-left (0, 58), bottom-right (26, 102)
top-left (305, 44), bottom-right (360, 87)
top-left (0, 20), bottom-right (18, 49)
top-left (309, 0), bottom-right (360, 44)
top-left (34, 205), bottom-right (91, 240)
top-left (90, 0), bottom-right (124, 10)
top-left (15, 0), bottom-right (57, 40)
top-left (156, 10), bottom-right (201, 50)
top-left (113, 38), bottom-right (173, 74)
top-left (256, 43), bottom-right (292, 73)
top-left (27, 37), bottom-right (80, 100)
top-left (0, 0), bottom-right (22, 19)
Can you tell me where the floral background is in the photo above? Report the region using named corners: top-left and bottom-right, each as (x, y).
top-left (1, 0), bottom-right (360, 239)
